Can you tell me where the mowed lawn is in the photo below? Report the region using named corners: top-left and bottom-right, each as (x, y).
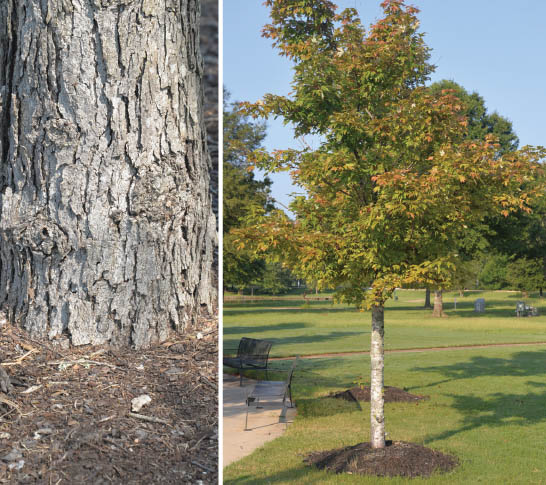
top-left (224, 346), bottom-right (546, 483)
top-left (223, 290), bottom-right (546, 357)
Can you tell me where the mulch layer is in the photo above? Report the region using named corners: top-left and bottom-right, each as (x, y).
top-left (331, 386), bottom-right (429, 403)
top-left (305, 440), bottom-right (458, 478)
top-left (0, 317), bottom-right (217, 484)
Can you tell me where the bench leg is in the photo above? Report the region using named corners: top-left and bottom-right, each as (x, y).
top-left (245, 396), bottom-right (257, 430)
top-left (245, 404), bottom-right (249, 430)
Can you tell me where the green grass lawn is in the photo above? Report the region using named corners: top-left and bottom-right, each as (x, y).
top-left (223, 290), bottom-right (546, 357)
top-left (224, 345), bottom-right (546, 483)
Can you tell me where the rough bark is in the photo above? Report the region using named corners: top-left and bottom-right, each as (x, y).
top-left (431, 290), bottom-right (447, 317)
top-left (370, 304), bottom-right (385, 449)
top-left (0, 0), bottom-right (216, 349)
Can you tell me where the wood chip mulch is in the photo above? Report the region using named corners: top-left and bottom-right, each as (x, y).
top-left (330, 386), bottom-right (429, 403)
top-left (0, 319), bottom-right (218, 484)
top-left (305, 440), bottom-right (458, 478)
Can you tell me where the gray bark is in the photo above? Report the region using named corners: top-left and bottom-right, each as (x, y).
top-left (432, 289), bottom-right (446, 317)
top-left (0, 0), bottom-right (216, 348)
top-left (370, 304), bottom-right (385, 448)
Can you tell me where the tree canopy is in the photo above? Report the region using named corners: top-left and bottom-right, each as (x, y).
top-left (240, 0), bottom-right (544, 307)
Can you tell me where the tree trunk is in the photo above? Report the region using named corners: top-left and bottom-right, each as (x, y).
top-left (424, 288), bottom-right (432, 309)
top-left (432, 290), bottom-right (447, 317)
top-left (0, 1), bottom-right (216, 348)
top-left (370, 304), bottom-right (385, 448)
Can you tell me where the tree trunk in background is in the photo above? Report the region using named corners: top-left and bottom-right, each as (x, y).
top-left (370, 304), bottom-right (385, 448)
top-left (0, 1), bottom-right (216, 348)
top-left (432, 290), bottom-right (447, 317)
top-left (424, 288), bottom-right (432, 309)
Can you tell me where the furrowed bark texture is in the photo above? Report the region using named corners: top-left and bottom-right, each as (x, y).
top-left (0, 0), bottom-right (216, 348)
top-left (370, 304), bottom-right (385, 449)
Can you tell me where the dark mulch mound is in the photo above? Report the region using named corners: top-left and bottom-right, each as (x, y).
top-left (305, 440), bottom-right (458, 478)
top-left (0, 317), bottom-right (217, 484)
top-left (331, 386), bottom-right (429, 403)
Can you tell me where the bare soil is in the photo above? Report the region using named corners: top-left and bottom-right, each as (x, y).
top-left (331, 386), bottom-right (428, 403)
top-left (305, 440), bottom-right (458, 478)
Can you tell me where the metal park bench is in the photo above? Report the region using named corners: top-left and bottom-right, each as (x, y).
top-left (516, 301), bottom-right (538, 317)
top-left (223, 337), bottom-right (273, 386)
top-left (245, 357), bottom-right (299, 431)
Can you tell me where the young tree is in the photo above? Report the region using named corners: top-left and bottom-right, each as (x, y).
top-left (238, 0), bottom-right (545, 450)
top-left (0, 1), bottom-right (216, 348)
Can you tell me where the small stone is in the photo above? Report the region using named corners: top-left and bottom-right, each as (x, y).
top-left (0, 432), bottom-right (10, 439)
top-left (8, 459), bottom-right (24, 471)
top-left (131, 394), bottom-right (151, 412)
top-left (196, 332), bottom-right (203, 340)
top-left (134, 429), bottom-right (148, 441)
top-left (135, 364), bottom-right (144, 371)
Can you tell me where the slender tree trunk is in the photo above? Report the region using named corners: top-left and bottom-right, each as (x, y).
top-left (432, 290), bottom-right (447, 317)
top-left (370, 304), bottom-right (385, 448)
top-left (424, 288), bottom-right (432, 309)
top-left (0, 1), bottom-right (216, 348)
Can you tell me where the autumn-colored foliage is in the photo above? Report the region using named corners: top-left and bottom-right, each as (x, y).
top-left (235, 0), bottom-right (545, 450)
top-left (238, 0), bottom-right (545, 308)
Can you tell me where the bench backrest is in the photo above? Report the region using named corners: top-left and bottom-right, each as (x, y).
top-left (237, 337), bottom-right (273, 364)
top-left (285, 356), bottom-right (299, 386)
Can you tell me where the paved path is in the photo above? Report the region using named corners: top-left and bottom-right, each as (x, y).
top-left (223, 374), bottom-right (297, 467)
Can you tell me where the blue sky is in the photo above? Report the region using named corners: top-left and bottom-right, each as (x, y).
top-left (224, 0), bottom-right (546, 210)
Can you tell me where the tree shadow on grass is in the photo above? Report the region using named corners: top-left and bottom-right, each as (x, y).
top-left (223, 329), bottom-right (368, 353)
top-left (223, 466), bottom-right (314, 485)
top-left (410, 350), bottom-right (546, 443)
top-left (224, 307), bottom-right (358, 317)
top-left (425, 388), bottom-right (546, 444)
top-left (410, 350), bottom-right (546, 390)
top-left (223, 322), bottom-right (307, 335)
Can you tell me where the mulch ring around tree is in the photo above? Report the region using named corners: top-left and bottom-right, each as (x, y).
top-left (0, 317), bottom-right (217, 484)
top-left (330, 386), bottom-right (429, 403)
top-left (305, 440), bottom-right (458, 478)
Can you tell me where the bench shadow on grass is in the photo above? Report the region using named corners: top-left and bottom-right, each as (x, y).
top-left (411, 350), bottom-right (546, 443)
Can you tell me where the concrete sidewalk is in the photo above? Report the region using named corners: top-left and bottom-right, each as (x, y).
top-left (223, 374), bottom-right (297, 467)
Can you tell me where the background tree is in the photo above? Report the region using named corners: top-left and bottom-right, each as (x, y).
top-left (238, 0), bottom-right (545, 450)
top-left (428, 80), bottom-right (519, 156)
top-left (223, 90), bottom-right (274, 293)
top-left (505, 257), bottom-right (546, 297)
top-left (0, 0), bottom-right (216, 348)
top-left (427, 80), bottom-right (520, 314)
